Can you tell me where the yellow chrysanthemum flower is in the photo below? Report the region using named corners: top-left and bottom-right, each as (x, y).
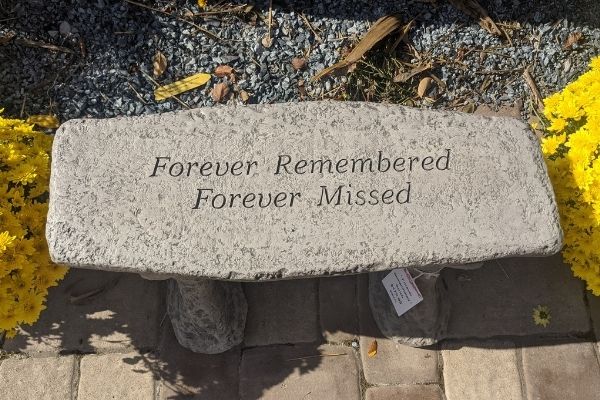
top-left (542, 55), bottom-right (600, 296)
top-left (0, 110), bottom-right (68, 338)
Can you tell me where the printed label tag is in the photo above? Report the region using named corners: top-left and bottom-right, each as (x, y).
top-left (382, 268), bottom-right (423, 317)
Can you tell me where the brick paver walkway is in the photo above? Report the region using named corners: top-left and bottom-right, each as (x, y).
top-left (1, 254), bottom-right (600, 400)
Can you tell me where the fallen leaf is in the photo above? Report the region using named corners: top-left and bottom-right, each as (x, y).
top-left (26, 114), bottom-right (60, 129)
top-left (462, 102), bottom-right (476, 113)
top-left (291, 57), bottom-right (307, 71)
top-left (393, 62), bottom-right (432, 83)
top-left (211, 82), bottom-right (230, 103)
top-left (523, 66), bottom-right (543, 111)
top-left (417, 77), bottom-right (434, 98)
top-left (313, 15), bottom-right (403, 81)
top-left (261, 36), bottom-right (273, 48)
top-left (239, 90), bottom-right (250, 103)
top-left (297, 79), bottom-right (308, 99)
top-left (154, 72), bottom-right (211, 101)
top-left (13, 37), bottom-right (74, 54)
top-left (214, 65), bottom-right (234, 78)
top-left (368, 340), bottom-right (378, 357)
top-left (0, 31), bottom-right (16, 45)
top-left (197, 0), bottom-right (207, 9)
top-left (448, 0), bottom-right (502, 36)
top-left (563, 32), bottom-right (583, 50)
top-left (153, 50), bottom-right (167, 77)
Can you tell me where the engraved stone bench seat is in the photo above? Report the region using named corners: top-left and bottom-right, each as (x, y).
top-left (46, 101), bottom-right (562, 353)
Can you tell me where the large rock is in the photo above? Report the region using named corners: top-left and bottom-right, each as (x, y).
top-left (47, 101), bottom-right (561, 280)
top-left (166, 278), bottom-right (247, 354)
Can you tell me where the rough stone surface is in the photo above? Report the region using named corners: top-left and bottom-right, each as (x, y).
top-left (474, 104), bottom-right (523, 119)
top-left (239, 343), bottom-right (360, 400)
top-left (358, 275), bottom-right (439, 385)
top-left (365, 385), bottom-right (445, 400)
top-left (443, 255), bottom-right (590, 338)
top-left (167, 278), bottom-right (247, 354)
top-left (78, 352), bottom-right (156, 400)
top-left (4, 268), bottom-right (163, 354)
top-left (522, 341), bottom-right (600, 400)
top-left (158, 321), bottom-right (241, 400)
top-left (319, 275), bottom-right (358, 343)
top-left (0, 356), bottom-right (75, 400)
top-left (369, 268), bottom-right (449, 347)
top-left (244, 279), bottom-right (320, 347)
top-left (442, 340), bottom-right (524, 400)
top-left (47, 101), bottom-right (561, 280)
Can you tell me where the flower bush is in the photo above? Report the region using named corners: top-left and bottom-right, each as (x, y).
top-left (0, 112), bottom-right (68, 338)
top-left (541, 56), bottom-right (600, 295)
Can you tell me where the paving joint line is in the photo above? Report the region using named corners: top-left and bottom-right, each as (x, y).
top-left (71, 354), bottom-right (82, 400)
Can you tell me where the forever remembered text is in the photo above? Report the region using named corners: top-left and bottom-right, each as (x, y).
top-left (148, 150), bottom-right (452, 209)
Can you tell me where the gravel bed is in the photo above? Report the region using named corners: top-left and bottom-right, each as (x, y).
top-left (0, 0), bottom-right (599, 121)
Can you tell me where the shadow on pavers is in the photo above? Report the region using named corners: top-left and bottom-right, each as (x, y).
top-left (1, 254), bottom-right (597, 399)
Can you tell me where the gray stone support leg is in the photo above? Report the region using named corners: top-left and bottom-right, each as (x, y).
top-left (166, 277), bottom-right (247, 354)
top-left (369, 263), bottom-right (483, 347)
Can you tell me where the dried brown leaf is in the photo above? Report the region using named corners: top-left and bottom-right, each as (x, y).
top-left (563, 32), bottom-right (583, 50)
top-left (368, 340), bottom-right (378, 357)
top-left (211, 82), bottom-right (230, 103)
top-left (239, 90), bottom-right (250, 103)
top-left (393, 63), bottom-right (432, 83)
top-left (312, 15), bottom-right (403, 81)
top-left (291, 57), bottom-right (307, 71)
top-left (417, 77), bottom-right (434, 98)
top-left (153, 50), bottom-right (167, 77)
top-left (0, 31), bottom-right (16, 45)
top-left (448, 0), bottom-right (502, 36)
top-left (214, 65), bottom-right (235, 78)
top-left (261, 36), bottom-right (273, 48)
top-left (462, 102), bottom-right (476, 113)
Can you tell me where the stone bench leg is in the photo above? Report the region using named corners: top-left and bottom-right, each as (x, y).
top-left (369, 263), bottom-right (483, 347)
top-left (166, 277), bottom-right (247, 354)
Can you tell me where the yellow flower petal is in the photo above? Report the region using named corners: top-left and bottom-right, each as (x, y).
top-left (26, 115), bottom-right (60, 129)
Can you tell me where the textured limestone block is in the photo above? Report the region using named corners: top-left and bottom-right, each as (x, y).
top-left (47, 101), bottom-right (561, 280)
top-left (369, 268), bottom-right (449, 347)
top-left (166, 278), bottom-right (247, 353)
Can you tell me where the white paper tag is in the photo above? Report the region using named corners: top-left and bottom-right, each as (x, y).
top-left (382, 268), bottom-right (423, 317)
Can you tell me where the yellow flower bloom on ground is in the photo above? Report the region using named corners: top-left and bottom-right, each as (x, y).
top-left (542, 56), bottom-right (600, 296)
top-left (0, 111), bottom-right (68, 338)
top-left (540, 133), bottom-right (566, 155)
top-left (532, 305), bottom-right (551, 327)
top-left (0, 231), bottom-right (16, 253)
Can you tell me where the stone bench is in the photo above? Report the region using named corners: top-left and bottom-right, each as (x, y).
top-left (47, 101), bottom-right (562, 353)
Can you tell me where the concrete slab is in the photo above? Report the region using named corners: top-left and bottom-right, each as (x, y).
top-left (3, 268), bottom-right (164, 354)
top-left (243, 279), bottom-right (320, 347)
top-left (319, 275), bottom-right (358, 343)
top-left (357, 275), bottom-right (439, 385)
top-left (48, 101), bottom-right (561, 280)
top-left (239, 343), bottom-right (360, 400)
top-left (157, 321), bottom-right (240, 400)
top-left (443, 255), bottom-right (589, 338)
top-left (78, 352), bottom-right (156, 400)
top-left (522, 340), bottom-right (600, 400)
top-left (365, 385), bottom-right (445, 400)
top-left (0, 356), bottom-right (76, 400)
top-left (442, 340), bottom-right (524, 400)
